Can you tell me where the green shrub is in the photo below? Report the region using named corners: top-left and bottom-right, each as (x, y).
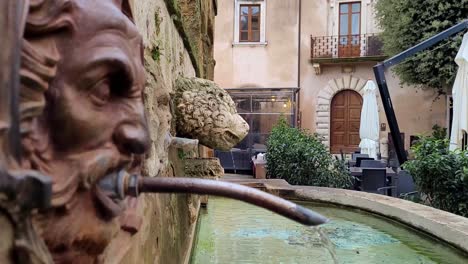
top-left (431, 124), bottom-right (447, 140)
top-left (266, 119), bottom-right (352, 189)
top-left (403, 136), bottom-right (468, 217)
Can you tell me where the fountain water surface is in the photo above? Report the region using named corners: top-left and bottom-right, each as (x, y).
top-left (190, 197), bottom-right (468, 263)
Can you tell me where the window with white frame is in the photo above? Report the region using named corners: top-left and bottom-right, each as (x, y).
top-left (234, 0), bottom-right (266, 44)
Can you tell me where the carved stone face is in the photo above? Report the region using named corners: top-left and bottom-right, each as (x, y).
top-left (50, 4), bottom-right (147, 156)
top-left (175, 77), bottom-right (249, 151)
top-left (20, 0), bottom-right (149, 261)
top-left (49, 0), bottom-right (148, 210)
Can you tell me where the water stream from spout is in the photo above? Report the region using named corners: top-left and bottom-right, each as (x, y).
top-left (314, 226), bottom-right (339, 264)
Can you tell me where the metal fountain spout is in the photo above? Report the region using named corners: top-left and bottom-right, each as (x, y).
top-left (98, 170), bottom-right (329, 226)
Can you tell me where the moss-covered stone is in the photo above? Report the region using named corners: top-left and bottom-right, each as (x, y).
top-left (184, 158), bottom-right (224, 178)
top-left (154, 7), bottom-right (163, 36)
top-left (102, 0), bottom-right (216, 262)
top-left (151, 45), bottom-right (162, 62)
top-left (162, 0), bottom-right (216, 79)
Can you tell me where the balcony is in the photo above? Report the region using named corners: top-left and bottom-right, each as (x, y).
top-left (310, 34), bottom-right (387, 64)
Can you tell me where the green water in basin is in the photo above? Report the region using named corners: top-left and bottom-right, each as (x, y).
top-left (190, 197), bottom-right (468, 264)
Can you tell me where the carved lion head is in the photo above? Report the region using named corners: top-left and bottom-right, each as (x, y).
top-left (175, 77), bottom-right (249, 151)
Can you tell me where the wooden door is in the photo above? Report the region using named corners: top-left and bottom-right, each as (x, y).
top-left (330, 90), bottom-right (363, 153)
top-left (338, 2), bottom-right (361, 57)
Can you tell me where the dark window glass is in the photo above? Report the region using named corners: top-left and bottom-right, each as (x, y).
top-left (352, 13), bottom-right (360, 35)
top-left (338, 2), bottom-right (361, 57)
top-left (339, 2), bottom-right (361, 37)
top-left (252, 6), bottom-right (260, 15)
top-left (252, 31), bottom-right (260, 42)
top-left (340, 4), bottom-right (348, 13)
top-left (251, 16), bottom-right (259, 30)
top-left (240, 32), bottom-right (249, 41)
top-left (241, 6), bottom-right (249, 15)
top-left (352, 3), bottom-right (361, 12)
top-left (239, 5), bottom-right (261, 42)
top-left (240, 16), bottom-right (248, 30)
top-left (339, 14), bottom-right (348, 35)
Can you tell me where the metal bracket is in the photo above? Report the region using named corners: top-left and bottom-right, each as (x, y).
top-left (0, 169), bottom-right (53, 264)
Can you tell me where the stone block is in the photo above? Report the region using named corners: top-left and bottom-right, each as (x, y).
top-left (350, 77), bottom-right (359, 90)
top-left (318, 90), bottom-right (332, 100)
top-left (328, 79), bottom-right (339, 92)
top-left (316, 128), bottom-right (329, 135)
top-left (316, 116), bottom-right (329, 124)
top-left (200, 195), bottom-right (209, 207)
top-left (184, 158), bottom-right (224, 178)
top-left (337, 77), bottom-right (345, 90)
top-left (356, 79), bottom-right (367, 92)
top-left (316, 111), bottom-right (330, 118)
top-left (324, 86), bottom-right (334, 97)
top-left (343, 75), bottom-right (351, 89)
top-left (317, 123), bottom-right (329, 129)
top-left (317, 98), bottom-right (330, 106)
top-left (317, 104), bottom-right (329, 112)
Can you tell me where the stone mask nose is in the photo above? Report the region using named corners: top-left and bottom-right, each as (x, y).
top-left (113, 122), bottom-right (150, 155)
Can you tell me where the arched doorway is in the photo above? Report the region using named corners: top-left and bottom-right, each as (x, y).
top-left (330, 90), bottom-right (363, 153)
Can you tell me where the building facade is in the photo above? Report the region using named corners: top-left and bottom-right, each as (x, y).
top-left (214, 0), bottom-right (448, 165)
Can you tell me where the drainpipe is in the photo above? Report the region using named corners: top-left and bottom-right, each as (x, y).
top-left (296, 0), bottom-right (302, 128)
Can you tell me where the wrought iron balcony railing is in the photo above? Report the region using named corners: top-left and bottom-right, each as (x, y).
top-left (311, 34), bottom-right (386, 62)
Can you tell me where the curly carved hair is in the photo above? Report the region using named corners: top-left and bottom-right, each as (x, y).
top-left (19, 0), bottom-right (135, 202)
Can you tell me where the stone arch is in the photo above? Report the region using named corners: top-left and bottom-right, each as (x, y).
top-left (315, 75), bottom-right (368, 148)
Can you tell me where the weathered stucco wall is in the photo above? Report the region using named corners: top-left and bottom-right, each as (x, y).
top-left (214, 0), bottom-right (447, 151)
top-left (102, 0), bottom-right (216, 263)
top-left (299, 0), bottom-right (447, 150)
top-left (214, 0), bottom-right (300, 88)
top-left (176, 0), bottom-right (217, 80)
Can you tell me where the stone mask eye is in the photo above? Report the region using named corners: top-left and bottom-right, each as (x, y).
top-left (90, 78), bottom-right (111, 105)
top-left (89, 70), bottom-right (133, 105)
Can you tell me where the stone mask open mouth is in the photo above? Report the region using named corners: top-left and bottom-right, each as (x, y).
top-left (223, 130), bottom-right (240, 144)
top-left (94, 184), bottom-right (126, 219)
top-left (92, 161), bottom-right (135, 219)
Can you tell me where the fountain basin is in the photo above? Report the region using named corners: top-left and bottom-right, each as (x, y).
top-left (190, 179), bottom-right (468, 263)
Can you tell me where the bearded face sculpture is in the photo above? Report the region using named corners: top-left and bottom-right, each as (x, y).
top-left (20, 0), bottom-right (149, 262)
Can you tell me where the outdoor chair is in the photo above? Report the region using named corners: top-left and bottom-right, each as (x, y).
top-left (356, 157), bottom-right (374, 167)
top-left (231, 149), bottom-right (252, 173)
top-left (359, 169), bottom-right (395, 196)
top-left (387, 155), bottom-right (401, 170)
top-left (352, 153), bottom-right (369, 160)
top-left (360, 160), bottom-right (386, 168)
top-left (397, 170), bottom-right (419, 200)
top-left (215, 150), bottom-right (235, 172)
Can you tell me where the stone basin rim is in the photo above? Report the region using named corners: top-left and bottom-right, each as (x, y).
top-left (222, 178), bottom-right (468, 254)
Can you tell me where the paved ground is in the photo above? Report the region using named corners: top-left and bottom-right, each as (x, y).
top-left (222, 173), bottom-right (253, 180)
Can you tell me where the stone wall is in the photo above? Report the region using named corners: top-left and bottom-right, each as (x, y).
top-left (165, 0), bottom-right (217, 80)
top-left (102, 0), bottom-right (216, 263)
